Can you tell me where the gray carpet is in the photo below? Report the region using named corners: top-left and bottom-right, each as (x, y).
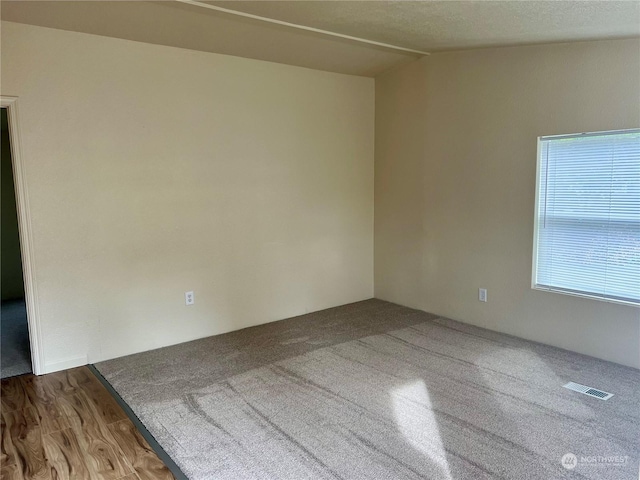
top-left (1, 299), bottom-right (32, 379)
top-left (95, 299), bottom-right (640, 480)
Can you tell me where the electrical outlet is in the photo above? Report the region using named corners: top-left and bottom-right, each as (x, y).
top-left (185, 291), bottom-right (195, 306)
top-left (479, 288), bottom-right (487, 302)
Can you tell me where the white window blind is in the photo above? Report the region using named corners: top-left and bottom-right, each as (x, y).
top-left (533, 129), bottom-right (640, 306)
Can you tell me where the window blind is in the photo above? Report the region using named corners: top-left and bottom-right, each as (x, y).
top-left (533, 129), bottom-right (640, 306)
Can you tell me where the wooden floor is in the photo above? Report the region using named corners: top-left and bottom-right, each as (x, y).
top-left (0, 366), bottom-right (175, 480)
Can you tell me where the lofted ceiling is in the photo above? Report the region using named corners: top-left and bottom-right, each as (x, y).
top-left (2, 1), bottom-right (639, 77)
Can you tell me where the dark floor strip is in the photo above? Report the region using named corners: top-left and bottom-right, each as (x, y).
top-left (88, 364), bottom-right (189, 480)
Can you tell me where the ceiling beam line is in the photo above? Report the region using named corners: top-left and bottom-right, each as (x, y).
top-left (175, 0), bottom-right (431, 56)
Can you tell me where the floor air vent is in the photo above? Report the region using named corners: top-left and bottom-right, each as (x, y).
top-left (563, 382), bottom-right (613, 400)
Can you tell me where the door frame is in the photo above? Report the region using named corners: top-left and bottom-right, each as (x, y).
top-left (2, 96), bottom-right (44, 375)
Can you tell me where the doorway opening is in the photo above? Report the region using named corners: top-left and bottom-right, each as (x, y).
top-left (1, 107), bottom-right (31, 378)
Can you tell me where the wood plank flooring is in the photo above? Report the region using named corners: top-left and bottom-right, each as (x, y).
top-left (0, 367), bottom-right (175, 480)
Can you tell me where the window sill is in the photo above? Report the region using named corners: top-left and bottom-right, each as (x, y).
top-left (532, 285), bottom-right (640, 308)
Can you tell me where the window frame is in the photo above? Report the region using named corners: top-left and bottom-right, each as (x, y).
top-left (531, 128), bottom-right (640, 308)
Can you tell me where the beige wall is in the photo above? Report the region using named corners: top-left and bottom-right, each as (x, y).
top-left (1, 21), bottom-right (374, 372)
top-left (2, 20), bottom-right (637, 373)
top-left (375, 39), bottom-right (640, 369)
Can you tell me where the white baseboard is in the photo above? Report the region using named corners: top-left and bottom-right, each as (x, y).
top-left (43, 355), bottom-right (88, 374)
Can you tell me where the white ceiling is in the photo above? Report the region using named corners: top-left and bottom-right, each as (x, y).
top-left (2, 1), bottom-right (639, 77)
top-left (211, 1), bottom-right (640, 52)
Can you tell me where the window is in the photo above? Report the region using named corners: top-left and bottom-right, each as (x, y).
top-left (532, 129), bottom-right (640, 306)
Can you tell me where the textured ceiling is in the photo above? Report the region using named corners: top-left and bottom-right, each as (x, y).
top-left (2, 1), bottom-right (638, 77)
top-left (210, 0), bottom-right (640, 51)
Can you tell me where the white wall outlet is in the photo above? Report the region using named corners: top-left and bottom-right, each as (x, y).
top-left (185, 291), bottom-right (195, 306)
top-left (479, 288), bottom-right (487, 302)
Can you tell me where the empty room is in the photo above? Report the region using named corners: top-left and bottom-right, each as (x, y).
top-left (0, 1), bottom-right (639, 479)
